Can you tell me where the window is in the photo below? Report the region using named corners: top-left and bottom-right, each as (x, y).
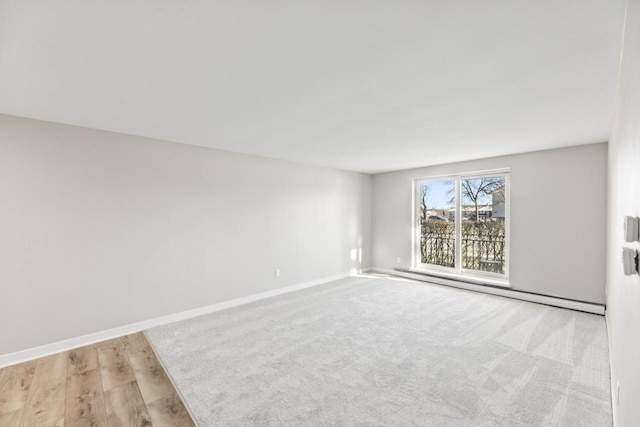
top-left (414, 170), bottom-right (509, 281)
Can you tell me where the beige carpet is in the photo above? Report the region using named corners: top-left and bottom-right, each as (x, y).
top-left (146, 275), bottom-right (611, 426)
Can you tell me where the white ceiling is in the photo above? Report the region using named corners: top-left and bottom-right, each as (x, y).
top-left (0, 1), bottom-right (627, 173)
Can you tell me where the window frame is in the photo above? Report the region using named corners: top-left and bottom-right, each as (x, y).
top-left (412, 168), bottom-right (510, 285)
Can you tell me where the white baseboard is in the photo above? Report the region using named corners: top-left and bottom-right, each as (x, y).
top-left (367, 267), bottom-right (605, 315)
top-left (0, 272), bottom-right (351, 368)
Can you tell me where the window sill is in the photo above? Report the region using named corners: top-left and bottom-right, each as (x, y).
top-left (402, 268), bottom-right (511, 288)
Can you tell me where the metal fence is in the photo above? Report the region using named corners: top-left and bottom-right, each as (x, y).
top-left (420, 221), bottom-right (505, 273)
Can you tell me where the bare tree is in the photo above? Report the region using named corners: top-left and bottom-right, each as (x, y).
top-left (448, 177), bottom-right (505, 221)
top-left (420, 184), bottom-right (429, 222)
top-left (462, 177), bottom-right (504, 221)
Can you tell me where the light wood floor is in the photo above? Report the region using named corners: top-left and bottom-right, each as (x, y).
top-left (0, 332), bottom-right (195, 427)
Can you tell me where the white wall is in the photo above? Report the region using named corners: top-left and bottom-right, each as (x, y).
top-left (606, 0), bottom-right (640, 425)
top-left (372, 144), bottom-right (607, 304)
top-left (0, 114), bottom-right (372, 356)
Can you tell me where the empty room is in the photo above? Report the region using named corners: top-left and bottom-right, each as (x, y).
top-left (1, 1), bottom-right (639, 426)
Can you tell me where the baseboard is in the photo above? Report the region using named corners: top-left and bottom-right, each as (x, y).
top-left (368, 267), bottom-right (605, 315)
top-left (0, 272), bottom-right (351, 368)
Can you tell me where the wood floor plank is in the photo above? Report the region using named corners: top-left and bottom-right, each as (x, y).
top-left (147, 392), bottom-right (195, 427)
top-left (36, 351), bottom-right (69, 384)
top-left (2, 334), bottom-right (193, 427)
top-left (67, 345), bottom-right (98, 377)
top-left (65, 369), bottom-right (108, 427)
top-left (122, 332), bottom-right (149, 353)
top-left (104, 382), bottom-right (152, 427)
top-left (0, 360), bottom-right (36, 414)
top-left (124, 333), bottom-right (175, 403)
top-left (96, 338), bottom-right (135, 392)
top-left (0, 409), bottom-right (23, 426)
top-left (20, 352), bottom-right (68, 427)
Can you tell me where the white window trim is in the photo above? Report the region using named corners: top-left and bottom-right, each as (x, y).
top-left (412, 168), bottom-right (510, 287)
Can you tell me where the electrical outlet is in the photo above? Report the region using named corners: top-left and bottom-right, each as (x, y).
top-left (275, 268), bottom-right (280, 277)
top-left (396, 257), bottom-right (402, 263)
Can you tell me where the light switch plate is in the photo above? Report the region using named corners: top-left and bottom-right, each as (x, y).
top-left (624, 216), bottom-right (639, 242)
